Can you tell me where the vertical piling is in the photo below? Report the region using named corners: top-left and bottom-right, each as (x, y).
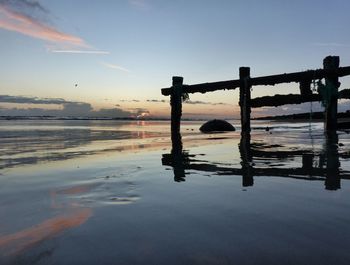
top-left (170, 76), bottom-right (183, 138)
top-left (239, 67), bottom-right (252, 186)
top-left (299, 79), bottom-right (312, 97)
top-left (323, 56), bottom-right (340, 131)
top-left (239, 67), bottom-right (251, 134)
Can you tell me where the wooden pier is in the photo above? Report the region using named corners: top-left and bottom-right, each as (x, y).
top-left (161, 56), bottom-right (350, 133)
top-left (161, 56), bottom-right (350, 190)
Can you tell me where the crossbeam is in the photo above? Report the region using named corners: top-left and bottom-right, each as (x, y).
top-left (251, 88), bottom-right (350, 108)
top-left (161, 66), bottom-right (350, 96)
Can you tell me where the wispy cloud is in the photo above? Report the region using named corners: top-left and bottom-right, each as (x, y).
top-left (0, 0), bottom-right (108, 54)
top-left (0, 4), bottom-right (86, 46)
top-left (101, 62), bottom-right (130, 73)
top-left (51, 50), bottom-right (110, 54)
top-left (184, 100), bottom-right (231, 106)
top-left (119, 99), bottom-right (230, 105)
top-left (0, 0), bottom-right (48, 14)
top-left (120, 99), bottom-right (140, 102)
top-left (129, 0), bottom-right (148, 9)
top-left (146, 99), bottom-right (167, 103)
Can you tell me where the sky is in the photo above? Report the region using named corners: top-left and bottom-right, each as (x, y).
top-left (1, 0), bottom-right (350, 119)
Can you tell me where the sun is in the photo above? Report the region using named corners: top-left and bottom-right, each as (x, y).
top-left (136, 112), bottom-right (150, 119)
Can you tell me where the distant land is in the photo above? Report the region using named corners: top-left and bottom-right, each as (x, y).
top-left (0, 116), bottom-right (213, 121)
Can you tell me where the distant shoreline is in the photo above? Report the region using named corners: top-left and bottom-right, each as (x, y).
top-left (3, 113), bottom-right (350, 123)
top-left (0, 116), bottom-right (225, 122)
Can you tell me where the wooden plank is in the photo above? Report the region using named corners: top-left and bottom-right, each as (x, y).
top-left (161, 79), bottom-right (240, 96)
top-left (251, 94), bottom-right (321, 108)
top-left (161, 66), bottom-right (350, 96)
top-left (249, 67), bottom-right (350, 86)
top-left (339, 88), bottom-right (350, 98)
top-left (250, 89), bottom-right (350, 108)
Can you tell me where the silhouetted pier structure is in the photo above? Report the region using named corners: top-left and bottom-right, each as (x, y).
top-left (161, 56), bottom-right (350, 134)
top-left (161, 56), bottom-right (350, 190)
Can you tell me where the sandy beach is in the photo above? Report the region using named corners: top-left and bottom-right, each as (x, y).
top-left (0, 120), bottom-right (350, 264)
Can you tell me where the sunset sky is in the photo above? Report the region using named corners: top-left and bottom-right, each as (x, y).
top-left (1, 0), bottom-right (350, 119)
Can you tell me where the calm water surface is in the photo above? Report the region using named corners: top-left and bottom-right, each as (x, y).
top-left (1, 120), bottom-right (350, 264)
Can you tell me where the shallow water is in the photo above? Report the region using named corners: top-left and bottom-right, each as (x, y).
top-left (1, 120), bottom-right (350, 264)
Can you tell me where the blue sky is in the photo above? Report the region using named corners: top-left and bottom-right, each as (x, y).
top-left (1, 0), bottom-right (350, 118)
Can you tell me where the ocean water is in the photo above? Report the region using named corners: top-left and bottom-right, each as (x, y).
top-left (1, 120), bottom-right (350, 264)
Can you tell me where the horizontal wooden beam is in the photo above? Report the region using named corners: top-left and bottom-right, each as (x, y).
top-left (161, 66), bottom-right (350, 96)
top-left (339, 88), bottom-right (350, 99)
top-left (250, 66), bottom-right (350, 86)
top-left (251, 89), bottom-right (350, 108)
top-left (251, 94), bottom-right (321, 108)
top-left (161, 80), bottom-right (241, 96)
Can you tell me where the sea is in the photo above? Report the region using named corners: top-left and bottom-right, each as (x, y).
top-left (1, 119), bottom-right (350, 264)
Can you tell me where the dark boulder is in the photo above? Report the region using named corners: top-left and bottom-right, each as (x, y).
top-left (199, 119), bottom-right (235, 133)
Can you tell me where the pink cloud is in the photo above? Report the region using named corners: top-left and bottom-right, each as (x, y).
top-left (0, 5), bottom-right (87, 47)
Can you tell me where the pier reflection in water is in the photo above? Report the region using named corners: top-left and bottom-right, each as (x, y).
top-left (162, 130), bottom-right (349, 190)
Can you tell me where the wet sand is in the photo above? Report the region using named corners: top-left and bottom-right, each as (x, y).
top-left (1, 120), bottom-right (350, 264)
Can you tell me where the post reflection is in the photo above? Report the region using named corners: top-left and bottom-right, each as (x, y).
top-left (239, 132), bottom-right (254, 187)
top-left (162, 130), bottom-right (347, 190)
top-left (162, 132), bottom-right (187, 182)
top-left (324, 131), bottom-right (341, 190)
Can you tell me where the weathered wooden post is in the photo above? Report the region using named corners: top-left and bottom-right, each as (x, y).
top-left (239, 67), bottom-right (251, 134)
top-left (323, 56), bottom-right (340, 131)
top-left (299, 79), bottom-right (312, 97)
top-left (170, 76), bottom-right (183, 137)
top-left (239, 67), bottom-right (253, 186)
